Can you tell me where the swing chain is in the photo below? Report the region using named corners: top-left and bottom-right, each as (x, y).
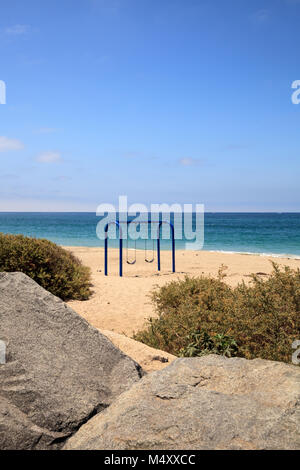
top-left (126, 229), bottom-right (136, 265)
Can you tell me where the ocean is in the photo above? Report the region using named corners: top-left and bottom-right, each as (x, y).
top-left (0, 212), bottom-right (300, 257)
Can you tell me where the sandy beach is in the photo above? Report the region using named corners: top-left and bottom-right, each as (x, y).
top-left (67, 247), bottom-right (300, 336)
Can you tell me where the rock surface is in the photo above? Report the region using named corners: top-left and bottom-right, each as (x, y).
top-left (0, 272), bottom-right (143, 450)
top-left (64, 355), bottom-right (300, 450)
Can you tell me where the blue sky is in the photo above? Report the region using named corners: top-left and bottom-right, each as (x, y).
top-left (0, 0), bottom-right (299, 211)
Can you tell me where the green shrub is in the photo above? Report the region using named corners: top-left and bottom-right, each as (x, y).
top-left (179, 330), bottom-right (239, 358)
top-left (0, 233), bottom-right (92, 301)
top-left (134, 263), bottom-right (300, 364)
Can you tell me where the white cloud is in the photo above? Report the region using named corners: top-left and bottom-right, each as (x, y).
top-left (124, 151), bottom-right (142, 158)
top-left (0, 136), bottom-right (24, 152)
top-left (35, 127), bottom-right (57, 134)
top-left (37, 151), bottom-right (61, 163)
top-left (91, 0), bottom-right (120, 14)
top-left (223, 144), bottom-right (248, 151)
top-left (4, 24), bottom-right (30, 35)
top-left (179, 157), bottom-right (201, 166)
top-left (52, 175), bottom-right (70, 181)
top-left (251, 9), bottom-right (270, 23)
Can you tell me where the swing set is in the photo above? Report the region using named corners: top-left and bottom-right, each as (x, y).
top-left (104, 220), bottom-right (175, 277)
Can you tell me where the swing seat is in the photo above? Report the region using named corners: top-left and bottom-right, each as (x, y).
top-left (126, 238), bottom-right (136, 265)
top-left (144, 236), bottom-right (155, 264)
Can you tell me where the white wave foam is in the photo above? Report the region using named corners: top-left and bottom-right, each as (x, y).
top-left (206, 250), bottom-right (300, 260)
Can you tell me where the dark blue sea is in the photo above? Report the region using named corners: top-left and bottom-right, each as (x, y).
top-left (0, 212), bottom-right (300, 257)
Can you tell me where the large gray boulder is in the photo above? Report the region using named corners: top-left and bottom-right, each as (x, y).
top-left (0, 272), bottom-right (143, 450)
top-left (64, 355), bottom-right (300, 450)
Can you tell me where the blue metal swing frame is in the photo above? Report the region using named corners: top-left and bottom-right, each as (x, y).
top-left (104, 220), bottom-right (175, 277)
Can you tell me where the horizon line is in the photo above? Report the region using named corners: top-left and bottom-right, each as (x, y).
top-left (1, 211), bottom-right (300, 214)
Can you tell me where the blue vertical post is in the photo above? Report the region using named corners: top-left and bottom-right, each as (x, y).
top-left (171, 223), bottom-right (175, 273)
top-left (157, 221), bottom-right (175, 273)
top-left (105, 232), bottom-right (108, 276)
top-left (104, 221), bottom-right (123, 277)
top-left (119, 235), bottom-right (123, 277)
top-left (157, 236), bottom-right (161, 271)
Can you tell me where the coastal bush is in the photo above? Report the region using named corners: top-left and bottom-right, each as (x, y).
top-left (0, 233), bottom-right (92, 300)
top-left (134, 263), bottom-right (300, 364)
top-left (179, 330), bottom-right (239, 358)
